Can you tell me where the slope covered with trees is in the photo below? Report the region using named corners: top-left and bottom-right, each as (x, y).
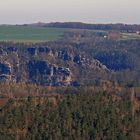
top-left (0, 85), bottom-right (140, 140)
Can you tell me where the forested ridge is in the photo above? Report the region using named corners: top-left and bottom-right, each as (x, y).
top-left (37, 22), bottom-right (140, 32)
top-left (0, 24), bottom-right (140, 85)
top-left (0, 83), bottom-right (140, 140)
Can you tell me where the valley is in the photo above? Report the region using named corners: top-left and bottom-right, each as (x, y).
top-left (0, 22), bottom-right (140, 140)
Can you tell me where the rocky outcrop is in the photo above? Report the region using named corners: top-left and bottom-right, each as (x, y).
top-left (0, 42), bottom-right (109, 86)
top-left (27, 60), bottom-right (71, 86)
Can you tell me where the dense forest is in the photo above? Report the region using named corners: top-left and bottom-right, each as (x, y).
top-left (0, 83), bottom-right (140, 140)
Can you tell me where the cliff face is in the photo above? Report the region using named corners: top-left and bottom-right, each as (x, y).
top-left (0, 42), bottom-right (109, 86)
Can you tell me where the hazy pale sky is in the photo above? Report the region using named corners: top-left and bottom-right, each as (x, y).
top-left (0, 0), bottom-right (140, 24)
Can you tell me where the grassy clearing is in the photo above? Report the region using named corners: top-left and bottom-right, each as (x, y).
top-left (0, 25), bottom-right (67, 42)
top-left (121, 33), bottom-right (140, 40)
top-left (0, 25), bottom-right (139, 42)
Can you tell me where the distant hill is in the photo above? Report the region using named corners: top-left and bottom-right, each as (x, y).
top-left (28, 22), bottom-right (140, 33)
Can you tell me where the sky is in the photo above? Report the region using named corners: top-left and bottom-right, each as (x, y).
top-left (0, 0), bottom-right (140, 24)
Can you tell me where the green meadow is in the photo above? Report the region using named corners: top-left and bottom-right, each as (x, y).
top-left (0, 25), bottom-right (67, 42)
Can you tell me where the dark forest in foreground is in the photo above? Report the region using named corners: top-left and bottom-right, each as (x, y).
top-left (0, 83), bottom-right (140, 140)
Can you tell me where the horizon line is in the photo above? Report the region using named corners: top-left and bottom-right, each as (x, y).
top-left (0, 21), bottom-right (140, 26)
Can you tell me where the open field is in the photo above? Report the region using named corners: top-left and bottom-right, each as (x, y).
top-left (0, 25), bottom-right (140, 42)
top-left (0, 25), bottom-right (67, 42)
top-left (121, 32), bottom-right (140, 40)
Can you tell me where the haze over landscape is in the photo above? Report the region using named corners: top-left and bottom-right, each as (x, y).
top-left (0, 0), bottom-right (140, 24)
